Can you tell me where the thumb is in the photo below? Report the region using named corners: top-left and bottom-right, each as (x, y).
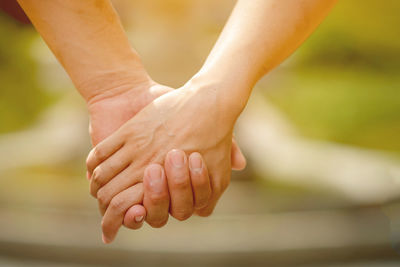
top-left (231, 137), bottom-right (246, 171)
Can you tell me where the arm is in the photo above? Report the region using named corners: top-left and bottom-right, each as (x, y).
top-left (16, 0), bottom-right (148, 103)
top-left (87, 0), bottom-right (337, 242)
top-left (196, 0), bottom-right (338, 115)
top-left (17, 0), bottom-right (245, 233)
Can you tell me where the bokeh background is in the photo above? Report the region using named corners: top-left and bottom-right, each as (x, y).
top-left (1, 0), bottom-right (400, 266)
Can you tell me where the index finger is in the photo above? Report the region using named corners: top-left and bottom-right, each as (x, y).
top-left (86, 132), bottom-right (125, 175)
top-left (101, 183), bottom-right (143, 243)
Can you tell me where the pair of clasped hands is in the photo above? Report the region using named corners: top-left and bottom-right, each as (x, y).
top-left (17, 0), bottom-right (337, 245)
top-left (85, 73), bottom-right (247, 244)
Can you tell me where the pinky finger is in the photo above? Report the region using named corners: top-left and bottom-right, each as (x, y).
top-left (189, 152), bottom-right (211, 210)
top-left (195, 195), bottom-right (218, 217)
top-left (123, 204), bottom-right (146, 230)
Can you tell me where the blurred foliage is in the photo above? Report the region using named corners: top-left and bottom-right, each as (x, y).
top-left (266, 0), bottom-right (400, 153)
top-left (0, 13), bottom-right (54, 133)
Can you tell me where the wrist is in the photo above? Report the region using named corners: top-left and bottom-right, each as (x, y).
top-left (187, 68), bottom-right (252, 122)
top-left (80, 59), bottom-right (153, 107)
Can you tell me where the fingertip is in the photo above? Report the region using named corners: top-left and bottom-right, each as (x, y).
top-left (231, 148), bottom-right (246, 171)
top-left (189, 152), bottom-right (203, 172)
top-left (102, 233), bottom-right (112, 244)
top-left (145, 163), bottom-right (164, 176)
top-left (124, 205), bottom-right (146, 229)
top-left (101, 218), bottom-right (117, 244)
top-left (144, 163), bottom-right (165, 190)
top-left (166, 149), bottom-right (187, 169)
top-left (231, 138), bottom-right (246, 171)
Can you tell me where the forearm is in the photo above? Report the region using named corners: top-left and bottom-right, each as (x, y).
top-left (17, 0), bottom-right (149, 103)
top-left (196, 0), bottom-right (337, 115)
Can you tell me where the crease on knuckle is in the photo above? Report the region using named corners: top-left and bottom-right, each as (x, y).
top-left (108, 164), bottom-right (118, 174)
top-left (93, 146), bottom-right (106, 163)
top-left (194, 181), bottom-right (211, 195)
top-left (97, 188), bottom-right (110, 209)
top-left (193, 175), bottom-right (209, 189)
top-left (148, 192), bottom-right (168, 205)
top-left (110, 197), bottom-right (125, 213)
top-left (92, 167), bottom-right (103, 186)
top-left (172, 209), bottom-right (193, 221)
top-left (170, 176), bottom-right (190, 190)
top-left (196, 194), bottom-right (211, 208)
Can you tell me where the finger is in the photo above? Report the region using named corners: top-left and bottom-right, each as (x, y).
top-left (195, 199), bottom-right (218, 217)
top-left (165, 149), bottom-right (194, 221)
top-left (102, 183), bottom-right (143, 244)
top-left (86, 133), bottom-right (125, 175)
top-left (195, 191), bottom-right (219, 217)
top-left (231, 138), bottom-right (246, 171)
top-left (123, 204), bottom-right (146, 230)
top-left (143, 164), bottom-right (170, 228)
top-left (90, 147), bottom-right (132, 198)
top-left (196, 169), bottom-right (231, 217)
top-left (188, 152), bottom-right (211, 209)
top-left (96, 164), bottom-right (142, 215)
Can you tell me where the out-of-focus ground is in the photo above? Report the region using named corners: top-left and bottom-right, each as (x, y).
top-left (1, 0), bottom-right (400, 266)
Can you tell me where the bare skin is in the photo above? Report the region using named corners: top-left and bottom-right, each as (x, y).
top-left (17, 0), bottom-right (246, 232)
top-left (87, 0), bottom-right (338, 242)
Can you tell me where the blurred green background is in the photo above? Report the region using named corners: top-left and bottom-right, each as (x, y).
top-left (0, 0), bottom-right (400, 266)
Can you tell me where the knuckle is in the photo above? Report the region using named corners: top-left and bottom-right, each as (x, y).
top-left (109, 197), bottom-right (125, 213)
top-left (194, 181), bottom-right (210, 194)
top-left (172, 209), bottom-right (193, 221)
top-left (92, 168), bottom-right (103, 185)
top-left (86, 157), bottom-right (92, 170)
top-left (170, 176), bottom-right (190, 190)
top-left (93, 146), bottom-right (105, 162)
top-left (108, 163), bottom-right (118, 174)
top-left (148, 192), bottom-right (168, 205)
top-left (97, 188), bottom-right (110, 208)
top-left (192, 174), bottom-right (209, 188)
top-left (196, 195), bottom-right (211, 208)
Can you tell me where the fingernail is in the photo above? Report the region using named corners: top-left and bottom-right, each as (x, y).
top-left (102, 233), bottom-right (111, 244)
top-left (135, 216), bottom-right (144, 223)
top-left (86, 171), bottom-right (91, 180)
top-left (189, 152), bottom-right (202, 172)
top-left (170, 149), bottom-right (185, 167)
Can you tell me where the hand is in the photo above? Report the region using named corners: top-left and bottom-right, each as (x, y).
top-left (106, 150), bottom-right (213, 237)
top-left (86, 79), bottom-right (246, 231)
top-left (87, 77), bottom-right (241, 241)
top-left (87, 80), bottom-right (171, 146)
